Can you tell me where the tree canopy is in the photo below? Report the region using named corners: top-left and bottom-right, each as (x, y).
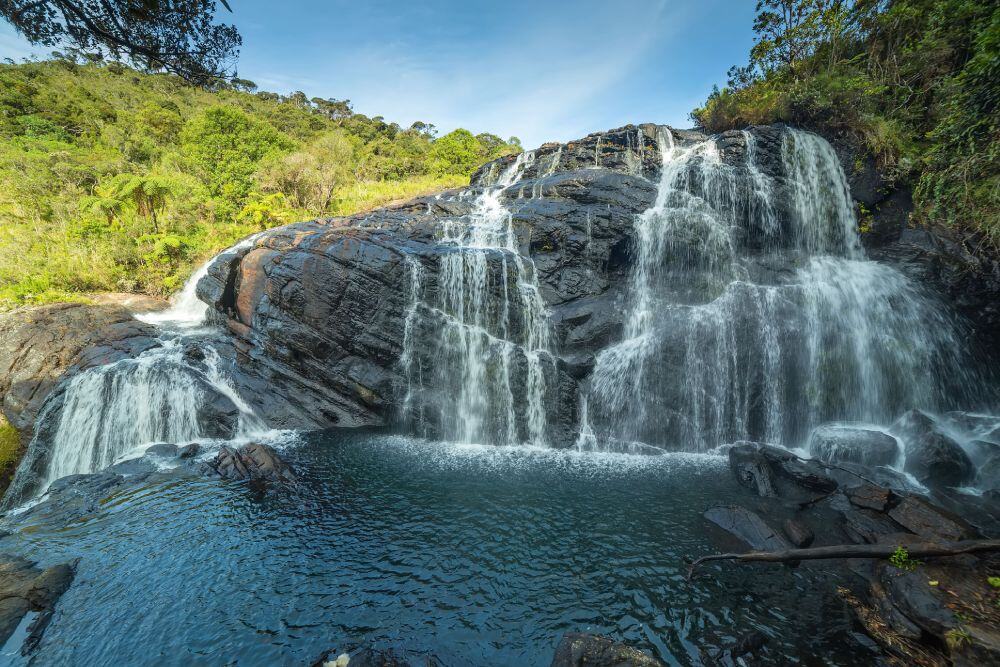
top-left (0, 0), bottom-right (241, 82)
top-left (692, 0), bottom-right (999, 248)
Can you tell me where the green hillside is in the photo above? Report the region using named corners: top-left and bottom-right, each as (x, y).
top-left (0, 58), bottom-right (520, 308)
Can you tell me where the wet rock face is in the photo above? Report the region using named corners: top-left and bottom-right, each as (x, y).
top-left (891, 410), bottom-right (975, 487)
top-left (0, 303), bottom-right (162, 497)
top-left (194, 124), bottom-right (837, 445)
top-left (818, 128), bottom-right (1000, 356)
top-left (977, 455), bottom-right (1000, 491)
top-left (0, 303), bottom-right (160, 436)
top-left (196, 126), bottom-right (672, 441)
top-left (809, 425), bottom-right (900, 468)
top-left (867, 226), bottom-right (1000, 356)
top-left (191, 122), bottom-right (999, 447)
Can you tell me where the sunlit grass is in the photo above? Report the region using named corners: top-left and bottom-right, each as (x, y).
top-left (328, 174), bottom-right (467, 217)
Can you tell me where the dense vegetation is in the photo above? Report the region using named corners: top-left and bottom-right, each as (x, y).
top-left (0, 57), bottom-right (520, 308)
top-left (0, 415), bottom-right (19, 490)
top-left (692, 0), bottom-right (998, 247)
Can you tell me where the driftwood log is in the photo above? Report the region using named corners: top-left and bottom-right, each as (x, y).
top-left (686, 539), bottom-right (1000, 580)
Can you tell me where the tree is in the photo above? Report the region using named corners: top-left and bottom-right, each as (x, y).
top-left (180, 105), bottom-right (294, 211)
top-left (257, 131), bottom-right (355, 213)
top-left (311, 98), bottom-right (353, 121)
top-left (236, 192), bottom-right (288, 230)
top-left (749, 1), bottom-right (841, 74)
top-left (0, 0), bottom-right (241, 82)
top-left (83, 173), bottom-right (175, 231)
top-left (428, 129), bottom-right (484, 176)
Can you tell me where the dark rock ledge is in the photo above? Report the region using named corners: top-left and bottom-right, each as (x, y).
top-left (703, 442), bottom-right (1000, 665)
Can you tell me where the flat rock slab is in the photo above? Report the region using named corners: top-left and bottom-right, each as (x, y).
top-left (783, 518), bottom-right (815, 547)
top-left (704, 505), bottom-right (792, 552)
top-left (846, 484), bottom-right (893, 512)
top-left (886, 496), bottom-right (974, 542)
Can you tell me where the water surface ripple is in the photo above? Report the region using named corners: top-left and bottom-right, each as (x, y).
top-left (2, 433), bottom-right (870, 665)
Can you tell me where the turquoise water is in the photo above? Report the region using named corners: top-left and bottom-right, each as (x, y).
top-left (1, 432), bottom-right (871, 665)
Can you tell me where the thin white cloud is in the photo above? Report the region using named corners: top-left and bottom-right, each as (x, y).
top-left (294, 1), bottom-right (679, 147)
top-left (0, 25), bottom-right (44, 62)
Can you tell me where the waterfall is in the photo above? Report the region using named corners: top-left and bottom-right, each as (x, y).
top-left (40, 341), bottom-right (260, 487)
top-left (137, 233), bottom-right (261, 328)
top-left (403, 152), bottom-right (553, 446)
top-left (583, 127), bottom-right (974, 452)
top-left (4, 237), bottom-right (270, 505)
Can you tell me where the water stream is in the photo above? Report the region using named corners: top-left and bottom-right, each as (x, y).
top-left (584, 128), bottom-right (974, 451)
top-left (403, 152), bottom-right (554, 446)
top-left (3, 236), bottom-right (270, 506)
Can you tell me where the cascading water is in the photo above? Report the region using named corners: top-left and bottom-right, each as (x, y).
top-left (583, 127), bottom-right (976, 452)
top-left (403, 153), bottom-right (554, 446)
top-left (3, 237), bottom-right (270, 506)
top-left (40, 341), bottom-right (261, 487)
top-left (137, 233), bottom-right (262, 328)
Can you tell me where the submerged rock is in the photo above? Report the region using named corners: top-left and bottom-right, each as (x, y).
top-left (700, 631), bottom-right (770, 666)
top-left (808, 425), bottom-right (900, 468)
top-left (311, 647), bottom-right (439, 667)
top-left (892, 410), bottom-right (975, 487)
top-left (0, 554), bottom-right (76, 652)
top-left (550, 633), bottom-right (665, 667)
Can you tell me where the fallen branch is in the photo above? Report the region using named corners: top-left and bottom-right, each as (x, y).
top-left (687, 539), bottom-right (1000, 580)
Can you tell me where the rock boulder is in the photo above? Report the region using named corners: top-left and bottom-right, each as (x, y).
top-left (550, 633), bottom-right (665, 667)
top-left (808, 425), bottom-right (900, 468)
top-left (202, 443), bottom-right (297, 488)
top-left (892, 410), bottom-right (975, 487)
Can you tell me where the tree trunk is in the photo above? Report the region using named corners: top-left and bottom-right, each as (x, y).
top-left (687, 539), bottom-right (1000, 580)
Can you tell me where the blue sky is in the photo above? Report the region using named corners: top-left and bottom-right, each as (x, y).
top-left (0, 0), bottom-right (756, 148)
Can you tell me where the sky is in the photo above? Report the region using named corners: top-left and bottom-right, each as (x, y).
top-left (0, 0), bottom-right (756, 148)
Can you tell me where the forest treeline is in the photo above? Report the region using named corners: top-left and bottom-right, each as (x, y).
top-left (693, 0), bottom-right (998, 247)
top-left (0, 56), bottom-right (521, 308)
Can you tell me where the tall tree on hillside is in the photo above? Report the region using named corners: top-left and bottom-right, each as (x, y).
top-left (0, 0), bottom-right (241, 82)
top-left (750, 1), bottom-right (850, 74)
